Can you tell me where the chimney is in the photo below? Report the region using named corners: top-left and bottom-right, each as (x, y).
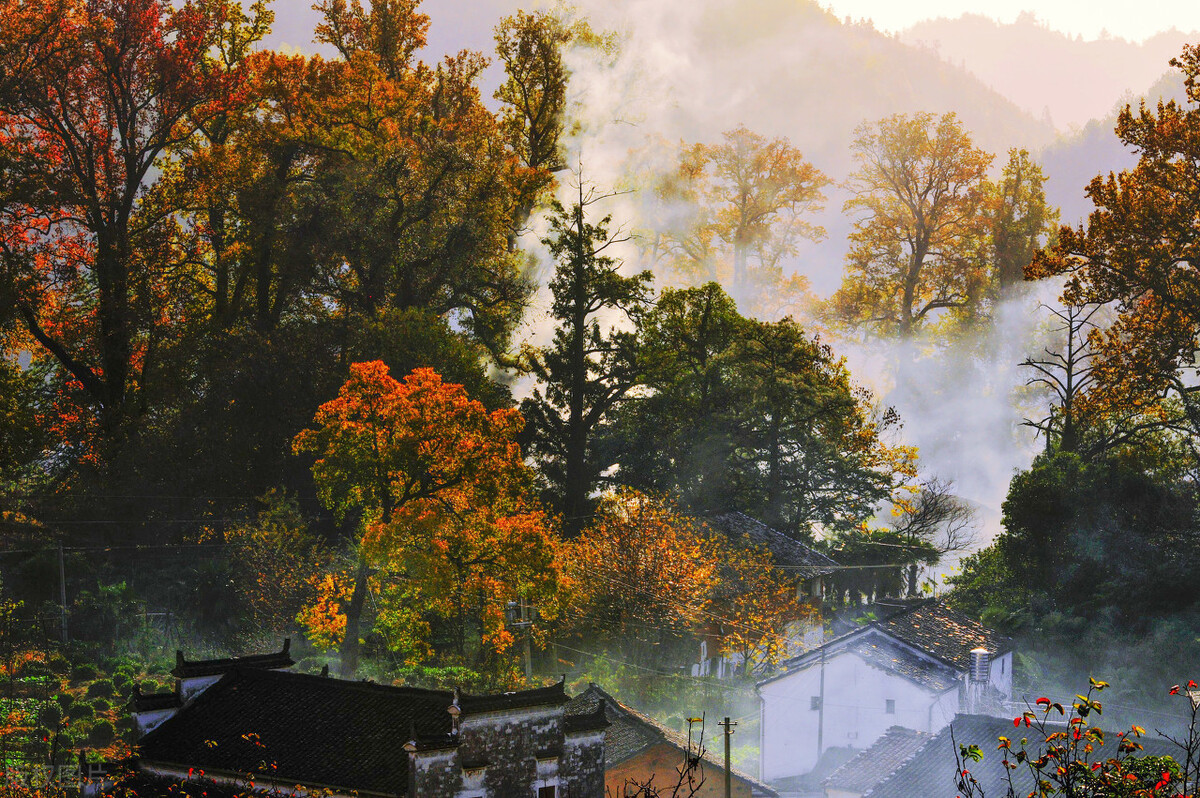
top-left (969, 648), bottom-right (990, 683)
top-left (448, 687), bottom-right (462, 735)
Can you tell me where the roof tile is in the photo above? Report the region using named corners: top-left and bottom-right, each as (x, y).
top-left (823, 725), bottom-right (933, 794)
top-left (704, 512), bottom-right (838, 576)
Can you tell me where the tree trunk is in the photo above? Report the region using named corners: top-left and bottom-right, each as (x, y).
top-left (563, 207), bottom-right (591, 537)
top-left (338, 555), bottom-right (371, 678)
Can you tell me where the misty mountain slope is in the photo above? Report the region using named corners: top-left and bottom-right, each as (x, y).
top-left (1040, 69), bottom-right (1189, 225)
top-left (579, 0), bottom-right (1055, 179)
top-left (573, 0), bottom-right (1058, 299)
top-left (900, 13), bottom-right (1198, 130)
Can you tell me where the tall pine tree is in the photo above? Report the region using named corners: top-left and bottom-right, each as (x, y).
top-left (521, 185), bottom-right (653, 535)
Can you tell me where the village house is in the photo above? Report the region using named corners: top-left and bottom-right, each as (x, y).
top-left (127, 644), bottom-right (608, 797)
top-left (756, 601), bottom-right (1013, 787)
top-left (694, 512), bottom-right (839, 679)
top-left (565, 684), bottom-right (777, 798)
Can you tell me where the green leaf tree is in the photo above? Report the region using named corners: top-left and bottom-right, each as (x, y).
top-left (521, 185), bottom-right (654, 536)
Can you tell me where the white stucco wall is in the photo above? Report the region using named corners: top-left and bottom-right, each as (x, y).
top-left (758, 649), bottom-right (958, 783)
top-left (990, 651), bottom-right (1013, 699)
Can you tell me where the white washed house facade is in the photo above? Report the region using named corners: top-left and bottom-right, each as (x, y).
top-left (756, 602), bottom-right (1013, 784)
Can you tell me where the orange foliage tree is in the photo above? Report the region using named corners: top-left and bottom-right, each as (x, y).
top-left (708, 536), bottom-right (817, 673)
top-left (293, 361), bottom-right (561, 676)
top-left (563, 490), bottom-right (718, 666)
top-left (1029, 45), bottom-right (1200, 463)
top-left (307, 0), bottom-right (534, 347)
top-left (0, 0), bottom-right (248, 440)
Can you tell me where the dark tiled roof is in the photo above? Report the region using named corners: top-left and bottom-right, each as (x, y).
top-left (877, 602), bottom-right (1013, 670)
top-left (848, 638), bottom-right (960, 693)
top-left (565, 685), bottom-right (778, 797)
top-left (565, 687), bottom-right (656, 764)
top-left (563, 700), bottom-right (609, 734)
top-left (704, 512), bottom-right (838, 576)
top-left (129, 683), bottom-right (182, 713)
top-left (769, 746), bottom-right (859, 794)
top-left (760, 601), bottom-right (1012, 690)
top-left (865, 714), bottom-right (1181, 798)
top-left (139, 667), bottom-right (454, 796)
top-left (172, 639), bottom-right (294, 679)
top-left (823, 726), bottom-right (933, 794)
top-left (759, 625), bottom-right (959, 693)
top-left (457, 679), bottom-right (568, 715)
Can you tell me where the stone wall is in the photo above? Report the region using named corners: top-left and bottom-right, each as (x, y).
top-left (408, 705), bottom-right (607, 797)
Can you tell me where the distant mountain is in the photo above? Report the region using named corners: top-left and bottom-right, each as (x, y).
top-left (1040, 69), bottom-right (1189, 225)
top-left (900, 12), bottom-right (1197, 131)
top-left (582, 0), bottom-right (1057, 176)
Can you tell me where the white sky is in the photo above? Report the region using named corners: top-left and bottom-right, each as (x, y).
top-left (819, 0), bottom-right (1200, 41)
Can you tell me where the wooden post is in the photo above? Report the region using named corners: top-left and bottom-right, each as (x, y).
top-left (720, 716), bottom-right (737, 798)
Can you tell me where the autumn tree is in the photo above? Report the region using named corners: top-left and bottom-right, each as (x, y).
top-left (0, 0), bottom-right (243, 439)
top-left (521, 186), bottom-right (653, 535)
top-left (989, 148), bottom-right (1058, 295)
top-left (645, 127), bottom-right (828, 318)
top-left (708, 535), bottom-right (815, 673)
top-left (158, 0), bottom-right (279, 333)
top-left (225, 491), bottom-right (330, 641)
top-left (1030, 44), bottom-right (1200, 465)
top-left (311, 0), bottom-right (534, 351)
top-left (493, 8), bottom-right (589, 241)
top-left (294, 362), bottom-right (560, 676)
top-left (563, 490), bottom-right (718, 666)
top-left (830, 112), bottom-right (994, 337)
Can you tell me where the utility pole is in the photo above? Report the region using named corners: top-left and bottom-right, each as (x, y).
top-left (521, 597), bottom-right (532, 681)
top-left (506, 598), bottom-right (534, 681)
top-left (58, 543), bottom-right (69, 644)
top-left (817, 645), bottom-right (826, 760)
top-left (719, 716), bottom-right (737, 798)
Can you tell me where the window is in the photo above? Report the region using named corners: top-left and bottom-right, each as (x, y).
top-left (538, 787), bottom-right (557, 798)
top-left (1001, 658), bottom-right (1005, 675)
top-left (885, 699), bottom-right (896, 714)
top-left (810, 696), bottom-right (822, 710)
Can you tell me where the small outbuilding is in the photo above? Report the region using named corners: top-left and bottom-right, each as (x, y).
top-left (566, 684), bottom-right (777, 798)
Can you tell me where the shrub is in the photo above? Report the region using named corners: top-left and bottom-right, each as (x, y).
top-left (86, 679), bottom-right (116, 699)
top-left (38, 703), bottom-right (63, 728)
top-left (70, 663), bottom-right (98, 682)
top-left (87, 720), bottom-right (115, 747)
